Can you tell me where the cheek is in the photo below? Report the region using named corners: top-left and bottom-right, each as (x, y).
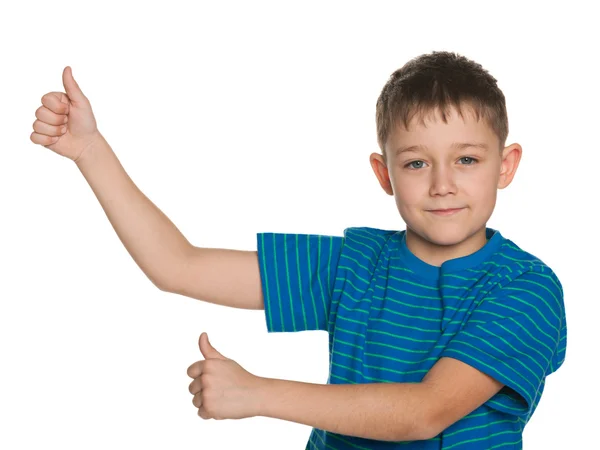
top-left (394, 178), bottom-right (422, 207)
top-left (467, 175), bottom-right (498, 206)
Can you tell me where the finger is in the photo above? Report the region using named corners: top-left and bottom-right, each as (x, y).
top-left (62, 66), bottom-right (87, 105)
top-left (32, 119), bottom-right (67, 137)
top-left (30, 132), bottom-right (59, 147)
top-left (192, 392), bottom-right (202, 408)
top-left (187, 360), bottom-right (204, 378)
top-left (35, 105), bottom-right (68, 126)
top-left (41, 92), bottom-right (70, 115)
top-left (189, 377), bottom-right (202, 395)
top-left (199, 332), bottom-right (227, 360)
top-left (198, 406), bottom-right (210, 420)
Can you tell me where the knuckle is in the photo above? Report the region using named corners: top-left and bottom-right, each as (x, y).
top-left (41, 93), bottom-right (53, 108)
top-left (200, 373), bottom-right (209, 386)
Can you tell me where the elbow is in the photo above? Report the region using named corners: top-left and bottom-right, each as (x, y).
top-left (416, 405), bottom-right (448, 441)
top-left (150, 275), bottom-right (171, 292)
top-left (154, 279), bottom-right (172, 292)
top-left (394, 388), bottom-right (442, 442)
top-left (388, 418), bottom-right (437, 443)
top-left (417, 418), bottom-right (441, 442)
top-left (391, 420), bottom-right (441, 442)
top-left (149, 251), bottom-right (190, 294)
top-left (147, 267), bottom-right (181, 293)
top-left (392, 415), bottom-right (438, 442)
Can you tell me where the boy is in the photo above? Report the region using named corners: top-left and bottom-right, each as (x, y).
top-left (30, 51), bottom-right (566, 449)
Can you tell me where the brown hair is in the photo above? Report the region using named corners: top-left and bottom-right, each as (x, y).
top-left (376, 51), bottom-right (508, 161)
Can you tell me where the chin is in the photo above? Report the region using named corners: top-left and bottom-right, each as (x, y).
top-left (411, 224), bottom-right (474, 247)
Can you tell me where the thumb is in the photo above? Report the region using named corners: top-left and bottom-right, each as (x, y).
top-left (199, 332), bottom-right (227, 360)
top-left (62, 66), bottom-right (88, 105)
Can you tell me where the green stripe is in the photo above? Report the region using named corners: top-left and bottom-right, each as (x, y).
top-left (370, 305), bottom-right (443, 323)
top-left (366, 339), bottom-right (442, 354)
top-left (445, 342), bottom-right (535, 401)
top-left (363, 352), bottom-right (439, 366)
top-left (337, 301), bottom-right (369, 315)
top-left (444, 273), bottom-right (481, 281)
top-left (370, 317), bottom-right (442, 334)
top-left (344, 234), bottom-right (379, 260)
top-left (316, 236), bottom-right (329, 326)
top-left (328, 237), bottom-right (333, 297)
top-left (445, 430), bottom-right (522, 449)
top-left (443, 417), bottom-right (520, 438)
top-left (272, 234), bottom-right (284, 330)
top-left (494, 323), bottom-right (549, 372)
top-left (283, 235), bottom-right (296, 331)
top-left (517, 277), bottom-right (562, 311)
top-left (505, 287), bottom-right (560, 323)
top-left (364, 363), bottom-right (430, 376)
top-left (487, 398), bottom-right (525, 413)
top-left (484, 299), bottom-right (558, 344)
top-left (335, 324), bottom-right (438, 344)
top-left (259, 235), bottom-right (273, 331)
top-left (337, 261), bottom-right (370, 284)
top-left (348, 229), bottom-right (385, 248)
top-left (461, 330), bottom-right (542, 381)
top-left (295, 235), bottom-right (308, 329)
top-left (306, 236), bottom-right (319, 329)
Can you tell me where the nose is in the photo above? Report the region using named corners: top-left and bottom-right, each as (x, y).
top-left (429, 166), bottom-right (457, 196)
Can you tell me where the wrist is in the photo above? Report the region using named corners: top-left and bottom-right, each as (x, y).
top-left (254, 376), bottom-right (275, 417)
top-left (74, 131), bottom-right (105, 167)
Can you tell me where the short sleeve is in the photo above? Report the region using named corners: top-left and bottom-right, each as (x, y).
top-left (441, 267), bottom-right (566, 418)
top-left (257, 232), bottom-right (344, 333)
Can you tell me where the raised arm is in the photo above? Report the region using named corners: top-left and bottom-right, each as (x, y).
top-left (30, 66), bottom-right (264, 310)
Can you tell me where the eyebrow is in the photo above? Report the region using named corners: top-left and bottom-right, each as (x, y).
top-left (394, 142), bottom-right (489, 157)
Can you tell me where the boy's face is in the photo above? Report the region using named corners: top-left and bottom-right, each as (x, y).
top-left (370, 104), bottom-right (522, 264)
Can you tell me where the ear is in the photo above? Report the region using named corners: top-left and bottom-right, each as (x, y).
top-left (497, 143), bottom-right (522, 189)
top-left (370, 152), bottom-right (394, 196)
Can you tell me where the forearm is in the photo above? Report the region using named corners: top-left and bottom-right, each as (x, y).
top-left (75, 133), bottom-right (191, 289)
top-left (258, 378), bottom-right (434, 442)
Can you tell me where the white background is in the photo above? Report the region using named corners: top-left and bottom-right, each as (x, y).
top-left (1, 0), bottom-right (597, 448)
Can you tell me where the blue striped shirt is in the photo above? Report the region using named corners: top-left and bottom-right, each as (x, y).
top-left (256, 226), bottom-right (567, 449)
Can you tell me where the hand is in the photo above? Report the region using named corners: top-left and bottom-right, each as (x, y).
top-left (30, 66), bottom-right (103, 162)
top-left (187, 332), bottom-right (264, 420)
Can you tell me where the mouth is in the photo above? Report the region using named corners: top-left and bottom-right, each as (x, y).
top-left (427, 207), bottom-right (465, 216)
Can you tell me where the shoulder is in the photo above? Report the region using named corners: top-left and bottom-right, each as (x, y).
top-left (486, 231), bottom-right (562, 291)
top-left (341, 226), bottom-right (401, 256)
top-left (342, 226), bottom-right (399, 245)
top-left (485, 234), bottom-right (565, 330)
top-left (335, 227), bottom-right (401, 274)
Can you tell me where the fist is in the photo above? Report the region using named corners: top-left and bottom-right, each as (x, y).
top-left (30, 66), bottom-right (102, 162)
top-left (187, 333), bottom-right (264, 420)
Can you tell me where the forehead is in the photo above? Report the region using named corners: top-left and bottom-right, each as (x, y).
top-left (386, 104), bottom-right (497, 154)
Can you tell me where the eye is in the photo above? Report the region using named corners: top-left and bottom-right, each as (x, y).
top-left (405, 160), bottom-right (427, 169)
top-left (459, 157), bottom-right (478, 165)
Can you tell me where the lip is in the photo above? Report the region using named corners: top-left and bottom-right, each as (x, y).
top-left (427, 208), bottom-right (465, 216)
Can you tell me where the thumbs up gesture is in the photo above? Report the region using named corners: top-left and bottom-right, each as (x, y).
top-left (30, 66), bottom-right (103, 162)
top-left (187, 333), bottom-right (265, 420)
